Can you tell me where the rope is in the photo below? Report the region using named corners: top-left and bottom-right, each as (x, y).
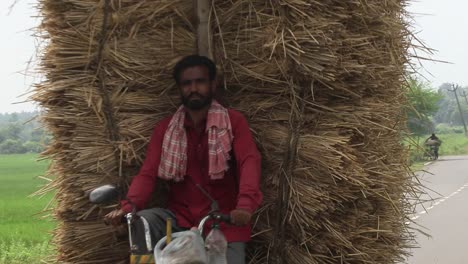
top-left (95, 0), bottom-right (123, 177)
top-left (271, 80), bottom-right (309, 263)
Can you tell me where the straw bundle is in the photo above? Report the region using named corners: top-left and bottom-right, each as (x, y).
top-left (33, 0), bottom-right (415, 263)
top-left (211, 2), bottom-right (414, 263)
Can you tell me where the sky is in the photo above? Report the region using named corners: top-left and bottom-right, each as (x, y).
top-left (1, 0), bottom-right (39, 113)
top-left (407, 0), bottom-right (468, 87)
top-left (1, 0), bottom-right (467, 113)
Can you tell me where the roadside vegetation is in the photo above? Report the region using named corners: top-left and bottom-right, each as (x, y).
top-left (0, 112), bottom-right (49, 154)
top-left (0, 153), bottom-right (53, 264)
top-left (405, 78), bottom-right (468, 168)
top-left (408, 132), bottom-right (468, 165)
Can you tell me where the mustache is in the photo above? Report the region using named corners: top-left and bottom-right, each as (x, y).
top-left (186, 92), bottom-right (204, 99)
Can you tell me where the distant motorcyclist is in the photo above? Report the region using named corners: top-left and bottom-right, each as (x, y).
top-left (425, 133), bottom-right (441, 160)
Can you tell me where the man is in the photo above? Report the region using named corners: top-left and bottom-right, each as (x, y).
top-left (105, 55), bottom-right (263, 263)
top-left (425, 133), bottom-right (441, 160)
top-left (426, 133), bottom-right (440, 142)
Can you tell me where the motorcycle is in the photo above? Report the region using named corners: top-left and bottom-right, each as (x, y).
top-left (424, 139), bottom-right (441, 160)
top-left (89, 185), bottom-right (231, 264)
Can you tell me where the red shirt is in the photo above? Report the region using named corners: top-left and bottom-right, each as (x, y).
top-left (121, 109), bottom-right (262, 242)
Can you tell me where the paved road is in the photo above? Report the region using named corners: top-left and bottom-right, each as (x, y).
top-left (405, 155), bottom-right (468, 264)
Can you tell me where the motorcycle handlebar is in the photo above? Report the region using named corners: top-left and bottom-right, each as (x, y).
top-left (198, 213), bottom-right (231, 233)
top-left (214, 213), bottom-right (231, 223)
top-left (103, 213), bottom-right (138, 226)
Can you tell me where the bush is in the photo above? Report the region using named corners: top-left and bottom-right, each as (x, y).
top-left (23, 141), bottom-right (44, 153)
top-left (453, 127), bottom-right (465, 134)
top-left (435, 123), bottom-right (465, 134)
top-left (0, 140), bottom-right (27, 154)
top-left (408, 142), bottom-right (432, 163)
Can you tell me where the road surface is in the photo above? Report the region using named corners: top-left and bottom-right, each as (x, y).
top-left (406, 155), bottom-right (468, 264)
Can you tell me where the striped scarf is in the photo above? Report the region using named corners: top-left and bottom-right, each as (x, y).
top-left (158, 100), bottom-right (233, 182)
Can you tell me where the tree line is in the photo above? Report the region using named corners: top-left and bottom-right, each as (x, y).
top-left (433, 83), bottom-right (468, 131)
top-left (0, 112), bottom-right (49, 154)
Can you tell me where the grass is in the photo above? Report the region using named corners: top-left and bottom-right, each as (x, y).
top-left (0, 241), bottom-right (52, 264)
top-left (0, 153), bottom-right (54, 264)
top-left (410, 162), bottom-right (426, 172)
top-left (436, 133), bottom-right (468, 155)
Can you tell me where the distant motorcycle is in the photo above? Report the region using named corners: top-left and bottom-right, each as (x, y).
top-left (424, 139), bottom-right (441, 160)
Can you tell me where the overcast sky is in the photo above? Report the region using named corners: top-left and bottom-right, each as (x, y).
top-left (1, 0), bottom-right (467, 113)
top-left (408, 0), bottom-right (468, 87)
top-left (1, 0), bottom-right (38, 113)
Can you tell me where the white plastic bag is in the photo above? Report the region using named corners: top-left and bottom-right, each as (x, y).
top-left (205, 227), bottom-right (228, 264)
top-left (425, 139), bottom-right (441, 146)
top-left (154, 230), bottom-right (208, 264)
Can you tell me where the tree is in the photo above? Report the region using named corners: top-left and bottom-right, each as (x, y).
top-left (0, 111), bottom-right (48, 152)
top-left (406, 78), bottom-right (443, 136)
top-left (0, 129), bottom-right (6, 143)
top-left (23, 141), bottom-right (44, 153)
top-left (433, 84), bottom-right (468, 126)
top-left (0, 139), bottom-right (27, 154)
top-left (5, 123), bottom-right (22, 140)
top-left (449, 104), bottom-right (468, 126)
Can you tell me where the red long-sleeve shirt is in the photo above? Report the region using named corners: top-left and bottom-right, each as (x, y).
top-left (121, 109), bottom-right (262, 242)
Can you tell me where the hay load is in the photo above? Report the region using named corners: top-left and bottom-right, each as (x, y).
top-left (33, 0), bottom-right (414, 263)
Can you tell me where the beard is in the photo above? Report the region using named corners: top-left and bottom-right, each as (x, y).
top-left (181, 92), bottom-right (213, 110)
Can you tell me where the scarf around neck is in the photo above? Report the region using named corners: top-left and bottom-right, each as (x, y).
top-left (158, 100), bottom-right (233, 182)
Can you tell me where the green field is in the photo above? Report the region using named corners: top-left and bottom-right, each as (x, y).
top-left (0, 153), bottom-right (54, 263)
top-left (436, 133), bottom-right (468, 155)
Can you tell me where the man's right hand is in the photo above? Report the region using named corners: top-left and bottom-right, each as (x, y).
top-left (104, 208), bottom-right (126, 226)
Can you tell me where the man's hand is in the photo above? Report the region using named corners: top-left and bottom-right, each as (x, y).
top-left (230, 209), bottom-right (252, 226)
top-left (104, 208), bottom-right (126, 226)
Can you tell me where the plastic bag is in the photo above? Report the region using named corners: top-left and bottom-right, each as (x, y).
top-left (205, 227), bottom-right (227, 264)
top-left (154, 230), bottom-right (208, 264)
top-left (425, 139), bottom-right (441, 146)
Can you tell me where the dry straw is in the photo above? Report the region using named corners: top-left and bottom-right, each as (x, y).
top-left (33, 0), bottom-right (417, 263)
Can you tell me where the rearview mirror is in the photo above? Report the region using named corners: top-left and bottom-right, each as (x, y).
top-left (89, 185), bottom-right (119, 204)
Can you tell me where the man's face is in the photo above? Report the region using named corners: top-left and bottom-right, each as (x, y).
top-left (178, 66), bottom-right (216, 110)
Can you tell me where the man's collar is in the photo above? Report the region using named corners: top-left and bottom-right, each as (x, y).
top-left (183, 111), bottom-right (207, 129)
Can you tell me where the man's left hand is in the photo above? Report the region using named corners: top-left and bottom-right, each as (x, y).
top-left (230, 209), bottom-right (252, 226)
